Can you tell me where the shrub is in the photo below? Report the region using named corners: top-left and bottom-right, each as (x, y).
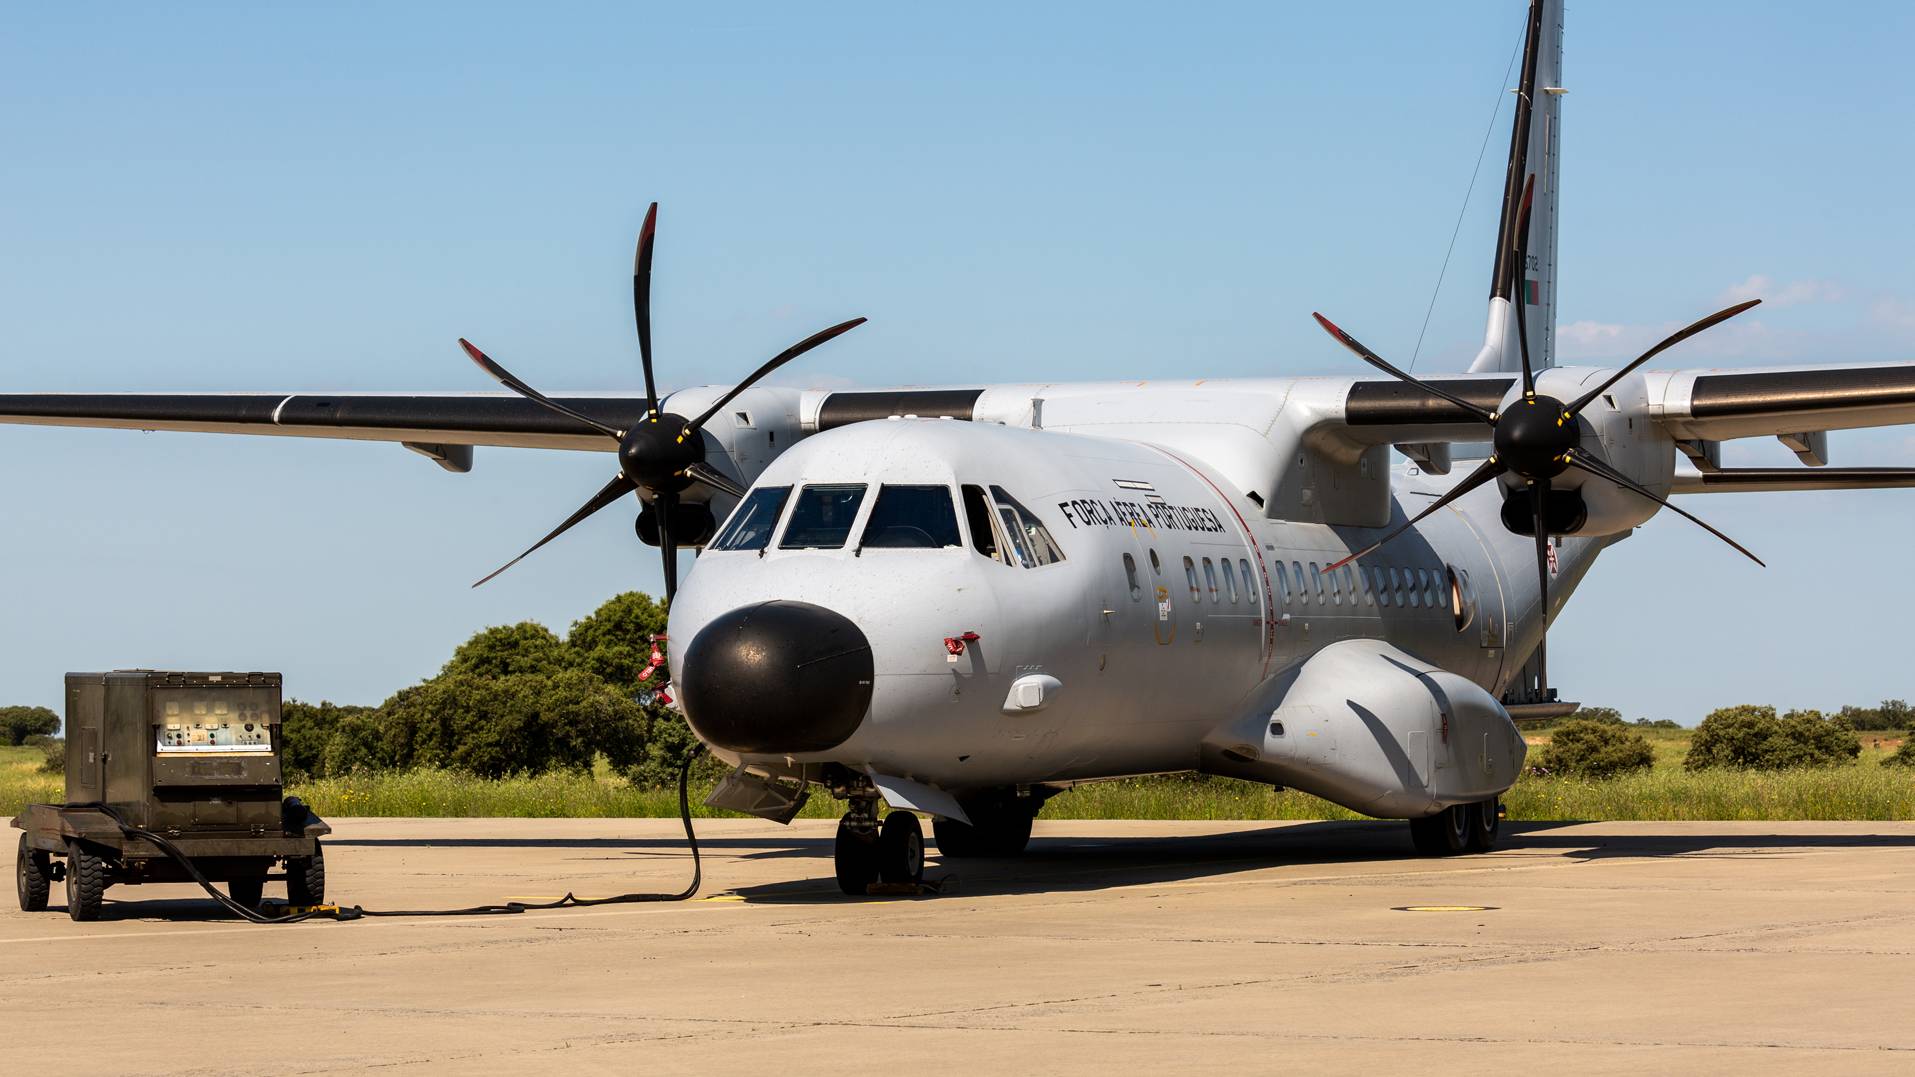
top-left (1533, 719), bottom-right (1656, 778)
top-left (1883, 738), bottom-right (1915, 768)
top-left (1685, 705), bottom-right (1860, 771)
top-left (1838, 700), bottom-right (1914, 732)
top-left (1570, 706), bottom-right (1624, 726)
top-left (281, 700), bottom-right (377, 779)
top-left (38, 738), bottom-right (65, 774)
top-left (1, 705), bottom-right (60, 746)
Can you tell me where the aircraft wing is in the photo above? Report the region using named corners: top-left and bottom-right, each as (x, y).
top-left (1645, 362), bottom-right (1915, 441)
top-left (0, 392), bottom-right (646, 457)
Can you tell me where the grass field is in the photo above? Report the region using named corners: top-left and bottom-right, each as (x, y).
top-left (5, 731), bottom-right (1912, 822)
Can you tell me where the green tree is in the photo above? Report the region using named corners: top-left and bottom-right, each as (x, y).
top-left (568, 591), bottom-right (669, 689)
top-left (1685, 705), bottom-right (1860, 771)
top-left (1533, 719), bottom-right (1656, 778)
top-left (1569, 706), bottom-right (1624, 726)
top-left (369, 669), bottom-right (647, 779)
top-left (1, 705), bottom-right (60, 745)
top-left (281, 700), bottom-right (376, 778)
top-left (441, 622), bottom-right (572, 680)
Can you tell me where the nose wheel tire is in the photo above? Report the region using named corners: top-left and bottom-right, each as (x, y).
top-left (1467, 799), bottom-right (1502, 852)
top-left (877, 812), bottom-right (924, 885)
top-left (16, 834), bottom-right (50, 913)
top-left (834, 816), bottom-right (881, 896)
top-left (1408, 804), bottom-right (1474, 857)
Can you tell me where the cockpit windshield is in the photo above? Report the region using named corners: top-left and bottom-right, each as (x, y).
top-left (710, 486), bottom-right (791, 551)
top-left (779, 484), bottom-right (867, 549)
top-left (860, 485), bottom-right (962, 549)
top-left (959, 484), bottom-right (1066, 567)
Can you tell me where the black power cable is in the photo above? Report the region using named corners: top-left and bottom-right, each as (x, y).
top-left (61, 749), bottom-right (705, 923)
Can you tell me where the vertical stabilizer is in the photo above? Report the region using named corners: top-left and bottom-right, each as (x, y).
top-left (1469, 0), bottom-right (1564, 376)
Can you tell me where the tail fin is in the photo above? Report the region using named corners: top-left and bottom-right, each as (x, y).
top-left (1469, 0), bottom-right (1565, 376)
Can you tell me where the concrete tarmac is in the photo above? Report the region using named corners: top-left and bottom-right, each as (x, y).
top-left (5, 817), bottom-right (1914, 1075)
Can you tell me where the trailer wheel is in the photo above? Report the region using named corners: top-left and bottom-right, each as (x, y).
top-left (64, 840), bottom-right (107, 922)
top-left (17, 834), bottom-right (50, 912)
top-left (286, 841), bottom-right (326, 906)
top-left (228, 876), bottom-right (265, 912)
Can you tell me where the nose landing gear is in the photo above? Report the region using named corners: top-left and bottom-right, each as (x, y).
top-left (833, 796), bottom-right (925, 896)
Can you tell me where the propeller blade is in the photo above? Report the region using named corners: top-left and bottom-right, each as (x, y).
top-left (1325, 455), bottom-right (1507, 571)
top-left (685, 461), bottom-right (745, 499)
top-left (1512, 174), bottom-right (1537, 397)
top-left (1564, 450), bottom-right (1765, 567)
top-left (472, 474), bottom-right (638, 588)
top-left (1310, 313), bottom-right (1498, 425)
top-left (1529, 478), bottom-right (1551, 697)
top-left (1564, 299), bottom-right (1762, 417)
top-left (656, 489), bottom-right (680, 604)
top-left (458, 339), bottom-right (623, 440)
top-left (634, 202), bottom-right (660, 419)
top-left (683, 317), bottom-right (868, 435)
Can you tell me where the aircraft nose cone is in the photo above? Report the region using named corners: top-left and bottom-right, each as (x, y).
top-left (680, 601), bottom-right (874, 755)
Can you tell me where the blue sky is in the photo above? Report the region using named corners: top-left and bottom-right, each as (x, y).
top-left (4, 2), bottom-right (1913, 722)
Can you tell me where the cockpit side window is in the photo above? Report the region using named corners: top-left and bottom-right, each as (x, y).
top-left (989, 486), bottom-right (1066, 566)
top-left (961, 484), bottom-right (1002, 562)
top-left (709, 486), bottom-right (791, 552)
top-left (861, 485), bottom-right (962, 549)
top-left (778, 484), bottom-right (868, 549)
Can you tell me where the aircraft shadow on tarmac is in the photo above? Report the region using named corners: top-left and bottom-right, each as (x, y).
top-left (48, 822), bottom-right (1915, 918)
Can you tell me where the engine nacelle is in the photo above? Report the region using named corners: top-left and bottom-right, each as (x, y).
top-left (1531, 367), bottom-right (1677, 537)
top-left (1199, 639), bottom-right (1525, 818)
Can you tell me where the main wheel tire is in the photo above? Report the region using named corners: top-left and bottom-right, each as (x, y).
top-left (17, 834), bottom-right (50, 913)
top-left (64, 840), bottom-right (107, 922)
top-left (1466, 799), bottom-right (1502, 853)
top-left (228, 876), bottom-right (265, 911)
top-left (932, 795), bottom-right (1037, 858)
top-left (877, 812), bottom-right (925, 886)
top-left (833, 816), bottom-right (880, 896)
top-left (1408, 805), bottom-right (1471, 857)
top-left (286, 841), bottom-right (326, 906)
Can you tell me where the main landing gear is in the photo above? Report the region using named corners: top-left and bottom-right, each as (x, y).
top-left (1408, 799), bottom-right (1502, 856)
top-left (833, 796), bottom-right (924, 896)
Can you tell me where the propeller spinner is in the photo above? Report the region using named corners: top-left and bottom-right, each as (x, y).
top-left (460, 202), bottom-right (866, 599)
top-left (1314, 176), bottom-right (1763, 698)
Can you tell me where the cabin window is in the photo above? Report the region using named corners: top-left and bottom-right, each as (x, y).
top-left (1327, 564), bottom-right (1342, 604)
top-left (1345, 565), bottom-right (1366, 606)
top-left (1447, 565), bottom-right (1475, 632)
top-left (990, 486), bottom-right (1066, 567)
top-left (961, 484), bottom-right (1002, 562)
top-left (1292, 561), bottom-right (1307, 603)
top-left (1275, 561), bottom-right (1291, 604)
top-left (860, 485), bottom-right (962, 549)
top-left (1241, 559), bottom-right (1258, 606)
top-left (780, 484), bottom-right (867, 549)
top-left (709, 485), bottom-right (791, 552)
top-left (1372, 567), bottom-right (1392, 608)
top-left (1203, 558), bottom-right (1220, 602)
top-left (1149, 548), bottom-right (1163, 576)
top-left (1221, 558), bottom-right (1239, 603)
top-left (1422, 568), bottom-right (1438, 608)
top-left (1183, 556), bottom-right (1201, 601)
top-left (1123, 553), bottom-right (1141, 600)
top-left (1309, 562), bottom-right (1325, 602)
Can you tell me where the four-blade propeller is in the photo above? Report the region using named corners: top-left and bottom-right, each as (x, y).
top-left (1314, 175), bottom-right (1763, 697)
top-left (461, 202), bottom-right (866, 600)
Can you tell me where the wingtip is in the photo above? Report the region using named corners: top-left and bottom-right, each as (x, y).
top-left (458, 338), bottom-right (485, 362)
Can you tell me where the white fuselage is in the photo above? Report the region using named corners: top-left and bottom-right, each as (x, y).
top-left (666, 418), bottom-right (1607, 794)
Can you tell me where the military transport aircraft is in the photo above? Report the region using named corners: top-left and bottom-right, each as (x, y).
top-left (8, 0), bottom-right (1915, 893)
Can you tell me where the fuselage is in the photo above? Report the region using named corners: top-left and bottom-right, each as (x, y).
top-left (666, 418), bottom-right (1608, 793)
